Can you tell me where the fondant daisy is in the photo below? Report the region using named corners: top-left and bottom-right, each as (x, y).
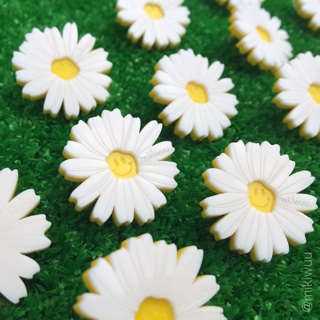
top-left (216, 0), bottom-right (264, 11)
top-left (273, 52), bottom-right (320, 139)
top-left (116, 0), bottom-right (190, 50)
top-left (296, 0), bottom-right (320, 31)
top-left (0, 168), bottom-right (51, 303)
top-left (59, 108), bottom-right (179, 226)
top-left (12, 22), bottom-right (112, 119)
top-left (200, 140), bottom-right (317, 263)
top-left (150, 49), bottom-right (238, 141)
top-left (74, 233), bottom-right (226, 320)
top-left (229, 5), bottom-right (292, 71)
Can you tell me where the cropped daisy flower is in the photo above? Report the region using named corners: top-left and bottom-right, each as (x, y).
top-left (216, 0), bottom-right (264, 11)
top-left (296, 0), bottom-right (320, 31)
top-left (116, 0), bottom-right (190, 50)
top-left (0, 168), bottom-right (51, 303)
top-left (74, 233), bottom-right (226, 320)
top-left (59, 109), bottom-right (179, 226)
top-left (200, 140), bottom-right (317, 262)
top-left (229, 5), bottom-right (292, 71)
top-left (150, 49), bottom-right (238, 141)
top-left (12, 22), bottom-right (112, 119)
top-left (273, 52), bottom-right (320, 139)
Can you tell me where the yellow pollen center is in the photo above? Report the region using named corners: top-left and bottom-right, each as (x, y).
top-left (144, 3), bottom-right (164, 19)
top-left (106, 151), bottom-right (138, 179)
top-left (186, 82), bottom-right (208, 103)
top-left (135, 297), bottom-right (174, 320)
top-left (308, 84), bottom-right (320, 104)
top-left (257, 26), bottom-right (271, 42)
top-left (51, 58), bottom-right (79, 80)
top-left (248, 181), bottom-right (275, 213)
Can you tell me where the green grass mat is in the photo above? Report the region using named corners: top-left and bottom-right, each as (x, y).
top-left (0, 0), bottom-right (319, 319)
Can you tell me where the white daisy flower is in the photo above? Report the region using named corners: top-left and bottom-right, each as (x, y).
top-left (296, 0), bottom-right (320, 31)
top-left (229, 5), bottom-right (293, 71)
top-left (12, 22), bottom-right (112, 119)
top-left (116, 0), bottom-right (190, 50)
top-left (59, 108), bottom-right (179, 226)
top-left (150, 49), bottom-right (238, 141)
top-left (216, 0), bottom-right (264, 11)
top-left (273, 52), bottom-right (320, 139)
top-left (0, 168), bottom-right (51, 303)
top-left (200, 140), bottom-right (317, 263)
top-left (74, 233), bottom-right (226, 320)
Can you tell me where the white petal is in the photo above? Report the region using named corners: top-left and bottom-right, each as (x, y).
top-left (0, 215), bottom-right (51, 253)
top-left (0, 251), bottom-right (40, 279)
top-left (84, 258), bottom-right (130, 310)
top-left (179, 306), bottom-right (226, 320)
top-left (59, 159), bottom-right (108, 181)
top-left (79, 49), bottom-right (112, 73)
top-left (251, 213), bottom-right (273, 262)
top-left (87, 116), bottom-right (114, 153)
top-left (139, 141), bottom-right (175, 162)
top-left (113, 180), bottom-right (135, 226)
top-left (201, 193), bottom-right (248, 217)
top-left (128, 179), bottom-right (155, 225)
top-left (267, 214), bottom-right (289, 255)
top-left (22, 74), bottom-right (55, 99)
top-left (278, 171), bottom-right (315, 194)
top-left (68, 79), bottom-right (97, 114)
top-left (158, 96), bottom-right (190, 125)
top-left (0, 168), bottom-right (18, 204)
top-left (227, 140), bottom-right (253, 182)
top-left (70, 120), bottom-right (109, 157)
top-left (180, 275), bottom-right (219, 309)
top-left (175, 246), bottom-right (203, 289)
top-left (62, 22), bottom-right (78, 56)
top-left (134, 176), bottom-right (167, 209)
top-left (211, 206), bottom-right (248, 240)
top-left (73, 33), bottom-right (96, 60)
top-left (277, 193), bottom-right (317, 212)
top-left (135, 121), bottom-right (162, 154)
top-left (63, 83), bottom-right (80, 119)
top-left (174, 105), bottom-right (194, 138)
top-left (69, 171), bottom-right (110, 211)
top-left (4, 189), bottom-right (40, 223)
top-left (75, 293), bottom-right (121, 319)
top-left (232, 207), bottom-right (259, 254)
top-left (91, 177), bottom-right (116, 225)
top-left (63, 141), bottom-right (105, 160)
top-left (43, 78), bottom-right (64, 117)
top-left (203, 168), bottom-right (247, 193)
top-left (152, 84), bottom-right (186, 103)
top-left (0, 263), bottom-right (27, 304)
top-left (139, 162), bottom-right (178, 191)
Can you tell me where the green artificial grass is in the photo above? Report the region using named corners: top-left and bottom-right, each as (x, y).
top-left (0, 0), bottom-right (319, 319)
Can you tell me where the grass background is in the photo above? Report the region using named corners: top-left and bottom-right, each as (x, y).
top-left (0, 0), bottom-right (319, 319)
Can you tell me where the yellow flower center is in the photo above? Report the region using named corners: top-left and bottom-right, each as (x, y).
top-left (51, 58), bottom-right (79, 80)
top-left (144, 3), bottom-right (164, 19)
top-left (247, 181), bottom-right (275, 213)
top-left (135, 297), bottom-right (174, 320)
top-left (106, 151), bottom-right (138, 178)
top-left (308, 84), bottom-right (320, 104)
top-left (257, 26), bottom-right (271, 42)
top-left (186, 82), bottom-right (208, 103)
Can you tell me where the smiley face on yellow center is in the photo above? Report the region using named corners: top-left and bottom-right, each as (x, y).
top-left (51, 57), bottom-right (79, 80)
top-left (106, 151), bottom-right (138, 178)
top-left (247, 181), bottom-right (275, 213)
